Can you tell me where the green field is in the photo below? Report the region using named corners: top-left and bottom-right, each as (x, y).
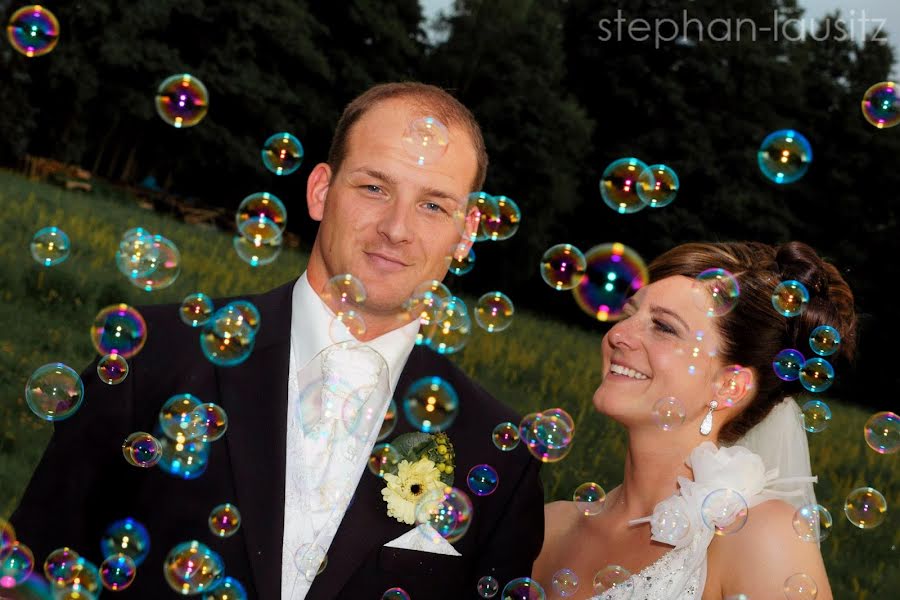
top-left (0, 170), bottom-right (896, 597)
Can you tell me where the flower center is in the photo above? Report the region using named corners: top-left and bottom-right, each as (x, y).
top-left (410, 484), bottom-right (422, 495)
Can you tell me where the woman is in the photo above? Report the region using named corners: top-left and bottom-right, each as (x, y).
top-left (533, 241), bottom-right (856, 599)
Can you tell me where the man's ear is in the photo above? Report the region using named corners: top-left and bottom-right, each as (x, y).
top-left (714, 364), bottom-right (755, 408)
top-left (452, 204), bottom-right (480, 258)
top-left (307, 163), bottom-right (332, 222)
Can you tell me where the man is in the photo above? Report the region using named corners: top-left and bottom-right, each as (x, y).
top-left (11, 82), bottom-right (544, 598)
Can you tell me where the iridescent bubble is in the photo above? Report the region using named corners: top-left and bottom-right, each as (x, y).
top-left (773, 349), bottom-right (805, 381)
top-left (261, 132), bottom-right (304, 175)
top-left (157, 433), bottom-right (210, 480)
top-left (200, 307), bottom-right (256, 367)
top-left (861, 81), bottom-right (900, 129)
top-left (405, 280), bottom-right (451, 329)
top-left (844, 486), bottom-right (887, 529)
top-left (573, 482), bottom-right (606, 516)
top-left (573, 243), bottom-right (648, 322)
top-left (521, 412), bottom-right (573, 463)
top-left (189, 403), bottom-right (229, 443)
top-left (401, 116), bottom-right (449, 165)
top-left (99, 553), bottom-right (136, 591)
top-left (701, 488), bottom-right (749, 535)
top-left (159, 393), bottom-right (204, 441)
top-left (864, 411), bottom-right (899, 454)
top-left (100, 517), bottom-right (150, 566)
top-left (449, 247), bottom-right (475, 275)
top-left (474, 291), bottom-right (514, 333)
top-left (415, 487), bottom-right (473, 543)
top-left (477, 575), bottom-right (499, 598)
top-left (163, 541), bottom-right (224, 594)
top-left (532, 410), bottom-right (574, 449)
top-left (757, 129), bottom-right (813, 184)
top-left (233, 231), bottom-right (283, 267)
top-left (25, 362), bottom-right (84, 421)
top-left (652, 396), bottom-right (686, 431)
top-left (783, 573), bottom-right (818, 600)
top-left (469, 192), bottom-right (501, 243)
top-left (44, 547), bottom-right (80, 586)
top-left (467, 464), bottom-right (499, 496)
top-left (651, 500), bottom-right (691, 545)
top-left (328, 309), bottom-right (367, 342)
top-left (800, 357), bottom-right (834, 393)
top-left (7, 5), bottom-right (59, 57)
top-left (381, 588), bottom-right (410, 600)
top-left (116, 228), bottom-right (160, 279)
top-left (482, 195), bottom-right (521, 241)
top-left (377, 399), bottom-right (398, 442)
top-left (809, 325), bottom-right (840, 357)
top-left (293, 544), bottom-right (328, 581)
top-left (418, 308), bottom-right (471, 354)
top-left (599, 157), bottom-right (649, 214)
top-left (543, 407), bottom-right (575, 431)
top-left (492, 421), bottom-right (520, 451)
top-left (181, 293), bottom-right (214, 327)
top-left (97, 352), bottom-right (129, 385)
top-left (155, 74), bottom-right (209, 128)
top-left (129, 235), bottom-right (181, 291)
top-left (801, 399), bottom-right (832, 433)
top-left (66, 557), bottom-right (101, 597)
top-left (238, 214), bottom-right (283, 246)
top-left (368, 443), bottom-right (402, 478)
top-left (122, 431), bottom-right (163, 468)
top-left (90, 304), bottom-right (147, 359)
top-left (0, 541), bottom-right (34, 589)
top-left (552, 568), bottom-right (579, 597)
top-left (541, 243), bottom-right (586, 290)
top-left (792, 503), bottom-right (833, 543)
top-left (692, 268), bottom-right (741, 317)
top-left (772, 280), bottom-right (809, 317)
top-left (204, 576), bottom-right (248, 600)
top-left (501, 577), bottom-right (546, 600)
top-left (236, 192), bottom-right (287, 233)
top-left (592, 565), bottom-right (634, 596)
top-left (0, 518), bottom-right (13, 558)
top-left (637, 163), bottom-right (679, 208)
top-left (402, 376), bottom-right (459, 433)
top-left (209, 503), bottom-right (241, 538)
top-left (323, 273), bottom-right (367, 312)
top-left (30, 226), bottom-right (70, 266)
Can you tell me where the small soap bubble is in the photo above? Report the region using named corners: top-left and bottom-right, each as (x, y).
top-left (100, 553), bottom-right (136, 591)
top-left (239, 214), bottom-right (283, 246)
top-left (477, 575), bottom-right (499, 598)
top-left (757, 129), bottom-right (812, 184)
top-left (402, 377), bottom-right (459, 433)
top-left (189, 403), bottom-right (229, 442)
top-left (30, 226), bottom-right (70, 266)
top-left (200, 307), bottom-right (256, 367)
top-left (651, 501), bottom-right (692, 545)
top-left (25, 362), bottom-right (84, 421)
top-left (157, 434), bottom-right (210, 480)
top-left (637, 163), bottom-right (679, 208)
top-left (772, 280), bottom-right (810, 317)
top-left (799, 357), bottom-right (834, 393)
top-left (100, 517), bottom-right (150, 566)
top-left (773, 349), bottom-right (805, 381)
top-left (0, 541), bottom-right (34, 589)
top-left (163, 541), bottom-right (224, 594)
top-left (97, 352), bottom-right (129, 385)
top-left (809, 325), bottom-right (840, 357)
top-left (783, 573), bottom-right (818, 600)
top-left (492, 421), bottom-right (520, 451)
top-left (468, 192), bottom-right (500, 242)
top-left (6, 5), bottom-right (60, 57)
top-left (792, 503), bottom-right (833, 543)
top-left (66, 557), bottom-right (101, 596)
top-left (159, 393), bottom-right (204, 441)
top-left (652, 396), bottom-right (686, 430)
top-left (381, 588), bottom-right (410, 600)
top-left (482, 195), bottom-right (521, 241)
top-left (532, 410), bottom-right (574, 449)
top-left (122, 431), bottom-right (163, 468)
top-left (236, 192), bottom-right (287, 233)
top-left (467, 464), bottom-right (499, 496)
top-left (573, 482), bottom-right (606, 516)
top-left (323, 273), bottom-right (367, 310)
top-left (501, 577), bottom-right (546, 600)
top-left (261, 132), bottom-right (304, 175)
top-left (293, 544), bottom-right (328, 581)
top-left (415, 487), bottom-right (473, 543)
top-left (593, 565), bottom-right (634, 596)
top-left (801, 399), bottom-right (832, 433)
top-left (701, 488), bottom-right (749, 536)
top-left (204, 576), bottom-right (248, 600)
top-left (155, 74), bottom-right (209, 128)
top-left (861, 81), bottom-right (900, 129)
top-left (368, 443), bottom-right (402, 478)
top-left (541, 244), bottom-right (587, 291)
top-left (116, 229), bottom-right (160, 279)
top-left (91, 304), bottom-right (147, 359)
top-left (864, 411), bottom-right (899, 454)
top-left (377, 399), bottom-right (398, 442)
top-left (44, 547), bottom-right (80, 586)
top-left (600, 157), bottom-right (649, 214)
top-left (573, 243), bottom-right (648, 322)
top-left (522, 411), bottom-right (574, 463)
top-left (401, 116), bottom-right (449, 165)
top-left (844, 486), bottom-right (887, 529)
top-left (405, 279), bottom-right (452, 326)
top-left (449, 246), bottom-right (475, 275)
top-left (474, 291), bottom-right (514, 333)
top-left (181, 293), bottom-right (214, 327)
top-left (209, 503), bottom-right (241, 538)
top-left (129, 235), bottom-right (181, 291)
top-left (552, 568), bottom-right (579, 597)
top-left (417, 308), bottom-right (471, 354)
top-left (692, 268), bottom-right (741, 317)
top-left (233, 231), bottom-right (283, 267)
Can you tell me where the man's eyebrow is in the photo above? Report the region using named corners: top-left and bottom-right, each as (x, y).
top-left (650, 304), bottom-right (690, 332)
top-left (350, 167), bottom-right (463, 206)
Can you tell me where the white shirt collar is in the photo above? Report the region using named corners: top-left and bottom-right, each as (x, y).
top-left (290, 272), bottom-right (420, 393)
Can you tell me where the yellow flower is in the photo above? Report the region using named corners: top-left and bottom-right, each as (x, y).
top-left (381, 458), bottom-right (444, 525)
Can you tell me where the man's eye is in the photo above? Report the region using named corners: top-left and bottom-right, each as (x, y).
top-left (362, 185), bottom-right (383, 194)
top-left (653, 319), bottom-right (676, 335)
top-left (423, 202), bottom-right (447, 214)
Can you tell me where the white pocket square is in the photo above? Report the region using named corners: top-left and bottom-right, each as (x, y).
top-left (383, 524), bottom-right (462, 556)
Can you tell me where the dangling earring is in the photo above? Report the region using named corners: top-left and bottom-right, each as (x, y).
top-left (700, 400), bottom-right (718, 436)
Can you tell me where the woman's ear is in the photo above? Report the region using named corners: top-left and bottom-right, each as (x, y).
top-left (714, 364), bottom-right (755, 408)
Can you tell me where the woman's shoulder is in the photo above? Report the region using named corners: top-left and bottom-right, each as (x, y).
top-left (543, 500), bottom-right (575, 531)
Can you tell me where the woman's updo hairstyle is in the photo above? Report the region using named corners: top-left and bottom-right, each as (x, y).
top-left (647, 241), bottom-right (858, 444)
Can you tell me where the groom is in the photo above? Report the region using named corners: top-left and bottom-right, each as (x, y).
top-left (11, 82), bottom-right (544, 598)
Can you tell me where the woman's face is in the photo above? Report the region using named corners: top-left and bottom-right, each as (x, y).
top-left (593, 275), bottom-right (729, 428)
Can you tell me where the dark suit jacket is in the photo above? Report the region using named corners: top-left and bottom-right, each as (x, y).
top-left (11, 279), bottom-right (544, 598)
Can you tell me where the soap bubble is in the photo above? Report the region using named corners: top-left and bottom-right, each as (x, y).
top-left (773, 349), bottom-right (805, 381)
top-left (163, 541), bottom-right (224, 594)
top-left (129, 234), bottom-right (181, 291)
top-left (43, 547), bottom-right (80, 586)
top-left (402, 377), bottom-right (459, 433)
top-left (573, 482), bottom-right (606, 516)
top-left (382, 588), bottom-right (411, 600)
top-left (799, 357), bottom-right (834, 393)
top-left (415, 487), bottom-right (473, 543)
top-left (844, 486), bottom-right (887, 529)
top-left (181, 293), bottom-right (214, 327)
top-left (155, 74), bottom-right (209, 128)
top-left (592, 565), bottom-right (634, 596)
top-left (205, 576), bottom-right (248, 600)
top-left (468, 192), bottom-right (500, 242)
top-left (552, 568), bottom-right (579, 597)
top-left (792, 503), bottom-right (833, 543)
top-left (637, 163), bottom-right (679, 208)
top-left (477, 575), bottom-right (499, 598)
top-left (369, 443), bottom-right (402, 478)
top-left (449, 246), bottom-right (475, 275)
top-left (600, 157), bottom-right (649, 214)
top-left (209, 503), bottom-right (241, 538)
top-left (801, 399), bottom-right (832, 433)
top-left (293, 544), bottom-right (328, 581)
top-left (122, 431), bottom-right (163, 468)
top-left (783, 573), bottom-right (818, 600)
top-left (159, 393), bottom-right (204, 441)
top-left (0, 541), bottom-right (34, 589)
top-left (692, 268), bottom-right (741, 317)
top-left (864, 411), bottom-right (899, 454)
top-left (573, 242), bottom-right (648, 322)
top-left (236, 192), bottom-right (287, 233)
top-left (482, 195), bottom-right (521, 241)
top-left (189, 402), bottom-right (229, 442)
top-left (97, 352), bottom-right (129, 385)
top-left (701, 488), bottom-right (749, 535)
top-left (100, 553), bottom-right (136, 591)
top-left (540, 244), bottom-right (586, 290)
top-left (100, 517), bottom-right (150, 566)
top-left (474, 291), bottom-right (514, 333)
top-left (30, 226), bottom-right (70, 266)
top-left (772, 280), bottom-right (810, 317)
top-left (25, 362), bottom-right (84, 421)
top-left (757, 129), bottom-right (812, 184)
top-left (652, 396), bottom-right (686, 431)
top-left (401, 116), bottom-right (449, 165)
top-left (91, 304), bottom-right (147, 359)
top-left (116, 228), bottom-right (160, 279)
top-left (7, 5), bottom-right (60, 57)
top-left (233, 230), bottom-right (283, 267)
top-left (492, 421), bottom-right (520, 451)
top-left (501, 577), bottom-right (546, 600)
top-left (261, 132), bottom-right (304, 175)
top-left (157, 434), bottom-right (210, 480)
top-left (861, 81), bottom-right (900, 129)
top-left (466, 464), bottom-right (499, 496)
top-left (376, 399), bottom-right (398, 442)
top-left (405, 279), bottom-right (451, 326)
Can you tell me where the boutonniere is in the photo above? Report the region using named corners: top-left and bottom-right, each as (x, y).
top-left (380, 431), bottom-right (456, 525)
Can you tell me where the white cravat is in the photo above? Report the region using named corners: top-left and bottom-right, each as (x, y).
top-left (281, 273), bottom-right (419, 600)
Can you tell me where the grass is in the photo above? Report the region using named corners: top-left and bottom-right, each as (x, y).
top-left (1, 170), bottom-right (896, 597)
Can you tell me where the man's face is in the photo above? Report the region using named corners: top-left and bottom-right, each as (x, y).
top-left (307, 98), bottom-right (479, 316)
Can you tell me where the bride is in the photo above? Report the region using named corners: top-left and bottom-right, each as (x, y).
top-left (533, 241), bottom-right (856, 599)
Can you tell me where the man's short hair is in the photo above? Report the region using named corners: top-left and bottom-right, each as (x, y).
top-left (326, 81), bottom-right (488, 192)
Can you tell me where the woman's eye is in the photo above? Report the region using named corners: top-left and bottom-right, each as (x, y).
top-left (653, 319), bottom-right (676, 335)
